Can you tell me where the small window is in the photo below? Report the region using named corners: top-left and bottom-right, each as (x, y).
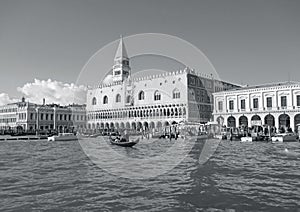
top-left (240, 99), bottom-right (245, 110)
top-left (266, 97), bottom-right (272, 108)
top-left (229, 100), bottom-right (234, 110)
top-left (92, 97), bottom-right (97, 105)
top-left (281, 96), bottom-right (287, 107)
top-left (297, 95), bottom-right (300, 106)
top-left (218, 101), bottom-right (223, 111)
top-left (173, 89), bottom-right (180, 99)
top-left (189, 89), bottom-right (195, 96)
top-left (103, 96), bottom-right (108, 104)
top-left (253, 98), bottom-right (259, 109)
top-left (154, 91), bottom-right (161, 101)
top-left (190, 77), bottom-right (195, 85)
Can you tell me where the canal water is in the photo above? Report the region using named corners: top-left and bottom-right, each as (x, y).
top-left (0, 137), bottom-right (299, 211)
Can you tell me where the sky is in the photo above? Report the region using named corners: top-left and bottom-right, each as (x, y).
top-left (0, 0), bottom-right (300, 105)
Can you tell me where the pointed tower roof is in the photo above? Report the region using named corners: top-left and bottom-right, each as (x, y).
top-left (114, 35), bottom-right (128, 61)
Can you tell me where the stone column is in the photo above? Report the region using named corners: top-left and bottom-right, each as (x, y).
top-left (274, 114), bottom-right (279, 132)
top-left (290, 114), bottom-right (295, 131)
top-left (247, 114), bottom-right (251, 127)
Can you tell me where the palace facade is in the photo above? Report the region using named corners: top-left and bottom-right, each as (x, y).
top-left (86, 37), bottom-right (239, 131)
top-left (212, 81), bottom-right (300, 133)
top-left (0, 97), bottom-right (86, 133)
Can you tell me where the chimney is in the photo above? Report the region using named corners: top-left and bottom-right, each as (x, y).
top-left (43, 98), bottom-right (45, 105)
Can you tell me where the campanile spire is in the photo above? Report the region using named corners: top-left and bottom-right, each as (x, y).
top-left (112, 35), bottom-right (131, 82)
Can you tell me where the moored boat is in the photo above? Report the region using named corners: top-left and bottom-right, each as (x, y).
top-left (271, 133), bottom-right (298, 143)
top-left (48, 133), bottom-right (77, 141)
top-left (241, 137), bottom-right (253, 142)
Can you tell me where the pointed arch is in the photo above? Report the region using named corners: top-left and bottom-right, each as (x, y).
top-left (92, 97), bottom-right (97, 105)
top-left (126, 95), bottom-right (131, 104)
top-left (103, 95), bottom-right (108, 104)
top-left (138, 91), bottom-right (145, 100)
top-left (115, 94), bottom-right (121, 103)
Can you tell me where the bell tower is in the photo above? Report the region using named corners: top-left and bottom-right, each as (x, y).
top-left (112, 35), bottom-right (131, 82)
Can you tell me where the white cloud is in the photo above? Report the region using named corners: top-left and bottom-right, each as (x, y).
top-left (17, 79), bottom-right (87, 105)
top-left (0, 93), bottom-right (18, 106)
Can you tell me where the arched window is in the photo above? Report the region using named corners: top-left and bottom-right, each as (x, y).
top-left (154, 91), bottom-right (161, 101)
top-left (138, 91), bottom-right (145, 100)
top-left (92, 97), bottom-right (97, 105)
top-left (126, 95), bottom-right (131, 103)
top-left (116, 94), bottom-right (121, 103)
top-left (173, 89), bottom-right (180, 99)
top-left (103, 96), bottom-right (108, 104)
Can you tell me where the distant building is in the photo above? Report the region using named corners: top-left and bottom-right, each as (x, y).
top-left (0, 97), bottom-right (86, 133)
top-left (0, 103), bottom-right (18, 130)
top-left (86, 37), bottom-right (239, 131)
top-left (212, 81), bottom-right (300, 133)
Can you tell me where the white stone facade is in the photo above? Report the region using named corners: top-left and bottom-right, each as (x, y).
top-left (212, 82), bottom-right (300, 133)
top-left (0, 99), bottom-right (86, 133)
top-left (86, 37), bottom-right (239, 131)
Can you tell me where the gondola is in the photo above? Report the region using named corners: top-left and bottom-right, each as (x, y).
top-left (109, 136), bottom-right (139, 147)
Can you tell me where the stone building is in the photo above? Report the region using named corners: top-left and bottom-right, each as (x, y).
top-left (212, 81), bottom-right (300, 133)
top-left (86, 37), bottom-right (239, 131)
top-left (0, 97), bottom-right (86, 133)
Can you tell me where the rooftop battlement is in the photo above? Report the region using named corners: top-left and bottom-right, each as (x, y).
top-left (89, 67), bottom-right (215, 90)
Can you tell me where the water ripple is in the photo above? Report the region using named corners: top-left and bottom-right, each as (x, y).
top-left (0, 139), bottom-right (299, 211)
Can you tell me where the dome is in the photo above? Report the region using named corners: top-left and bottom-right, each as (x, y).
top-left (102, 74), bottom-right (113, 85)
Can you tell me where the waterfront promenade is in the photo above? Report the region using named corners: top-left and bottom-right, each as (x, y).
top-left (0, 135), bottom-right (48, 141)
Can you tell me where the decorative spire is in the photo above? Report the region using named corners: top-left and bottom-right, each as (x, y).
top-left (114, 35), bottom-right (128, 61)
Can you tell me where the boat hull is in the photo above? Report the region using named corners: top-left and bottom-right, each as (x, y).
top-left (271, 134), bottom-right (298, 143)
top-left (109, 138), bottom-right (139, 147)
top-left (241, 137), bottom-right (253, 142)
top-left (48, 135), bottom-right (78, 141)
